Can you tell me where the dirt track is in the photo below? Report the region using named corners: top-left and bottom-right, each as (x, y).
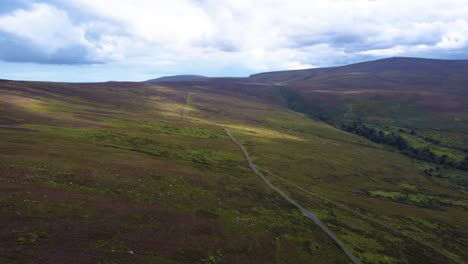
top-left (222, 127), bottom-right (360, 264)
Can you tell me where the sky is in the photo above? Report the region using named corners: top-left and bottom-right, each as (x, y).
top-left (1, 0), bottom-right (468, 82)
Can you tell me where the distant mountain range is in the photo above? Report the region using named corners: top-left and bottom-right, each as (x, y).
top-left (145, 75), bottom-right (207, 82)
top-left (148, 57), bottom-right (468, 89)
top-left (250, 57), bottom-right (468, 87)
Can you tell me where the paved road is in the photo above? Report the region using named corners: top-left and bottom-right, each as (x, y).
top-left (223, 127), bottom-right (360, 264)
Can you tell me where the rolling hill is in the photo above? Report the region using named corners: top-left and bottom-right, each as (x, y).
top-left (145, 75), bottom-right (208, 83)
top-left (251, 57), bottom-right (468, 87)
top-left (252, 57), bottom-right (468, 170)
top-left (0, 58), bottom-right (467, 263)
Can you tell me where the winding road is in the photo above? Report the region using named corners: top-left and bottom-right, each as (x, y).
top-left (222, 127), bottom-right (360, 264)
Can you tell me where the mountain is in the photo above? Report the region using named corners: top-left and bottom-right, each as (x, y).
top-left (251, 57), bottom-right (468, 87)
top-left (0, 58), bottom-right (467, 263)
top-left (145, 74), bottom-right (207, 82)
top-left (251, 57), bottom-right (468, 157)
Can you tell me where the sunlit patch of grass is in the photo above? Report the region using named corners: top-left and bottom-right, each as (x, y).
top-left (408, 217), bottom-right (439, 230)
top-left (340, 230), bottom-right (387, 258)
top-left (368, 190), bottom-right (468, 209)
top-left (225, 124), bottom-right (304, 141)
top-left (146, 97), bottom-right (194, 117)
top-left (359, 252), bottom-right (397, 264)
top-left (0, 94), bottom-right (47, 112)
top-left (398, 182), bottom-right (417, 191)
top-left (0, 92), bottom-right (106, 127)
top-left (417, 130), bottom-right (467, 149)
top-left (402, 133), bottom-right (465, 161)
top-left (148, 84), bottom-right (179, 94)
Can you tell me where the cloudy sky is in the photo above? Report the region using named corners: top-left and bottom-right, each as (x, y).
top-left (1, 0), bottom-right (468, 82)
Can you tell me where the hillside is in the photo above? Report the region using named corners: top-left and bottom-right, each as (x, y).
top-left (251, 57), bottom-right (468, 170)
top-left (1, 77), bottom-right (467, 263)
top-left (145, 75), bottom-right (207, 83)
top-left (251, 57), bottom-right (468, 88)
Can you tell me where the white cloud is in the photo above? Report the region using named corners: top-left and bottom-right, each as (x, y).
top-left (435, 20), bottom-right (468, 49)
top-left (66, 0), bottom-right (468, 70)
top-left (0, 3), bottom-right (86, 53)
top-left (2, 0), bottom-right (468, 79)
top-left (69, 0), bottom-right (215, 46)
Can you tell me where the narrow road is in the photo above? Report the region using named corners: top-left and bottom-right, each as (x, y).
top-left (259, 167), bottom-right (463, 264)
top-left (222, 127), bottom-right (360, 264)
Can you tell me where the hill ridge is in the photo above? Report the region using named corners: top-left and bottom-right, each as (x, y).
top-left (145, 74), bottom-right (207, 83)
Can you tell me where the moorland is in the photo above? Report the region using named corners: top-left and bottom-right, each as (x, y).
top-left (0, 57), bottom-right (467, 263)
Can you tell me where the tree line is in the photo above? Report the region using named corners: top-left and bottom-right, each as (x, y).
top-left (342, 119), bottom-right (468, 171)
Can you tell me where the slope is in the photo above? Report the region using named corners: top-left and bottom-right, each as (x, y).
top-left (0, 78), bottom-right (467, 263)
top-left (251, 57), bottom-right (468, 170)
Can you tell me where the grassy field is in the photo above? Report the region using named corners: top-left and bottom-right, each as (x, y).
top-left (1, 78), bottom-right (467, 263)
top-left (218, 108), bottom-right (467, 263)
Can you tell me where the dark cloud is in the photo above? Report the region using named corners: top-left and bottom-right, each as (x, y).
top-left (292, 32), bottom-right (364, 48)
top-left (0, 31), bottom-right (101, 65)
top-left (289, 32), bottom-right (387, 55)
top-left (209, 40), bottom-right (238, 52)
top-left (217, 41), bottom-right (237, 52)
top-left (290, 29), bottom-right (445, 54)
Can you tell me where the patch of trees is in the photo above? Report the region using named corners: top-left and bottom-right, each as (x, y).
top-left (459, 157), bottom-right (468, 170)
top-left (342, 119), bottom-right (468, 171)
top-left (278, 87), bottom-right (305, 112)
top-left (342, 119), bottom-right (409, 150)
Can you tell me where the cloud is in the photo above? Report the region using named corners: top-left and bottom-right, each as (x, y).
top-left (0, 3), bottom-right (102, 64)
top-left (69, 0), bottom-right (215, 45)
top-left (65, 0), bottom-right (468, 69)
top-left (1, 0), bottom-right (468, 80)
top-left (0, 31), bottom-right (99, 64)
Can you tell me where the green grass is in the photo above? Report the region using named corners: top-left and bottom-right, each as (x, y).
top-left (107, 119), bottom-right (225, 139)
top-left (401, 133), bottom-right (465, 162)
top-left (219, 108), bottom-right (467, 263)
top-left (0, 79), bottom-right (466, 263)
top-left (368, 190), bottom-right (468, 209)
